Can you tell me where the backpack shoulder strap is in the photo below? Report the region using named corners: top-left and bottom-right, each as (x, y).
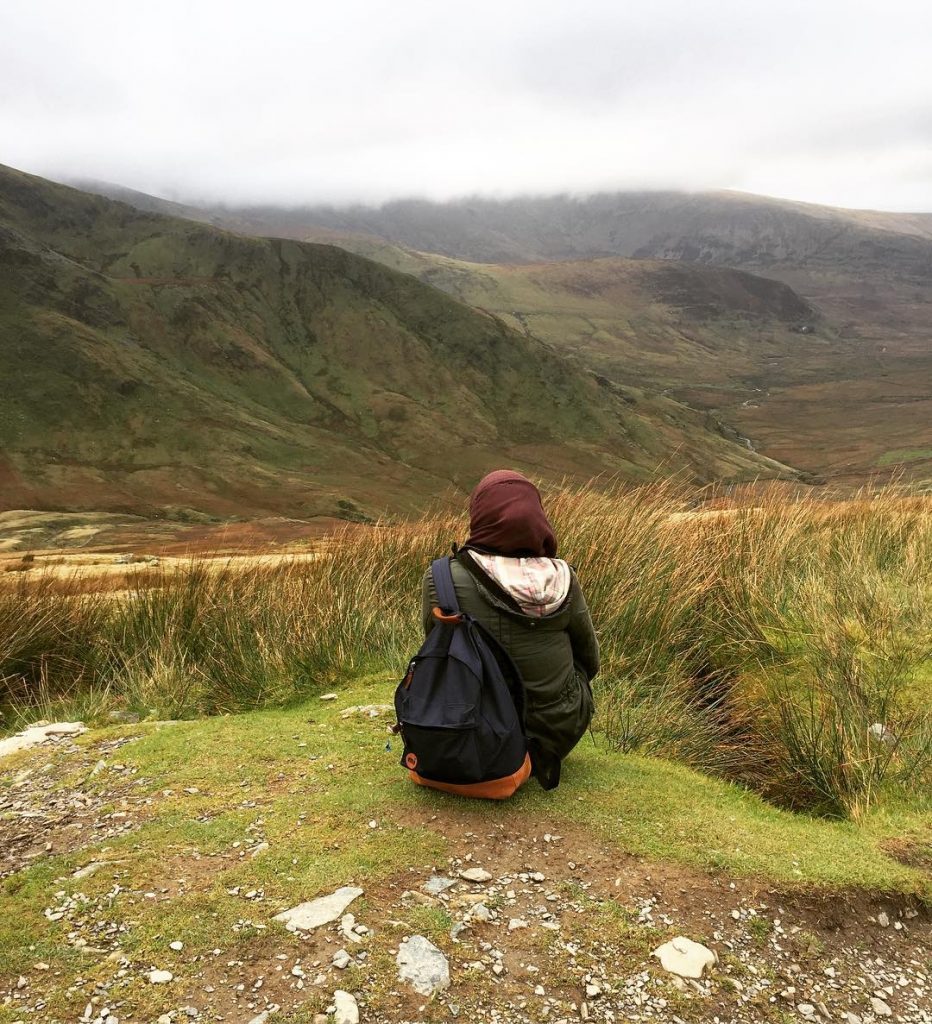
top-left (430, 556), bottom-right (460, 614)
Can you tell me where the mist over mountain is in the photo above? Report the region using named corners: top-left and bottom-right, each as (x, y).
top-left (185, 190), bottom-right (932, 279)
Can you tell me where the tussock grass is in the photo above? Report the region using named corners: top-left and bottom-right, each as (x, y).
top-left (2, 485), bottom-right (930, 819)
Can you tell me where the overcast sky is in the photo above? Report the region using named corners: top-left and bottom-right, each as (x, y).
top-left (2, 0), bottom-right (931, 210)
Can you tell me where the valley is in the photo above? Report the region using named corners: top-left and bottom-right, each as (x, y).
top-left (0, 166), bottom-right (790, 522)
top-left (99, 186), bottom-right (928, 489)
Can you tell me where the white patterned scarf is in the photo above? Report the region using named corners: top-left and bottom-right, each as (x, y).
top-left (468, 551), bottom-right (571, 618)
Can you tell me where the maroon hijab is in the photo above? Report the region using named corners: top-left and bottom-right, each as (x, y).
top-left (465, 470), bottom-right (557, 558)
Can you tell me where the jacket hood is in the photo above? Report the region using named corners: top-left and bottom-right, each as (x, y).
top-left (468, 551), bottom-right (571, 618)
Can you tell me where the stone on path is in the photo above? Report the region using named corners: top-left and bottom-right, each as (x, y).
top-left (397, 934), bottom-right (451, 996)
top-left (333, 990), bottom-right (360, 1024)
top-left (652, 937), bottom-right (718, 979)
top-left (341, 913), bottom-right (363, 943)
top-left (147, 969), bottom-right (173, 984)
top-left (459, 867), bottom-right (492, 883)
top-left (468, 903), bottom-right (492, 923)
top-left (332, 949), bottom-right (352, 969)
top-left (0, 722), bottom-right (86, 759)
top-left (272, 886), bottom-right (363, 932)
top-left (870, 997), bottom-right (892, 1017)
top-left (424, 875), bottom-right (457, 895)
top-left (72, 861), bottom-right (109, 880)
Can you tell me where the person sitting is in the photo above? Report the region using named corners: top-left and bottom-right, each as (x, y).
top-left (422, 470), bottom-right (598, 786)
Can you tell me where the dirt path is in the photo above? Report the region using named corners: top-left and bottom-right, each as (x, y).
top-left (2, 728), bottom-right (929, 1024)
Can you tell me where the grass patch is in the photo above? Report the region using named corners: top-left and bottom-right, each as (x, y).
top-left (877, 448), bottom-right (932, 466)
top-left (0, 673), bottom-right (928, 1020)
top-left (3, 484), bottom-right (931, 825)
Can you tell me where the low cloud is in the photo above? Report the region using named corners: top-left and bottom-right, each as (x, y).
top-left (2, 0), bottom-right (931, 210)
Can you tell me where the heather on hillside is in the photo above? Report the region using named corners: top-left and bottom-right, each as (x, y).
top-left (3, 484), bottom-right (930, 819)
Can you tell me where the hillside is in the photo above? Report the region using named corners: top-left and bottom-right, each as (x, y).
top-left (0, 166), bottom-right (787, 518)
top-left (72, 181), bottom-right (932, 486)
top-left (328, 241), bottom-right (818, 390)
top-left (288, 241), bottom-right (932, 485)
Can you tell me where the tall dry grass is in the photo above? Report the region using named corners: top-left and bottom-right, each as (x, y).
top-left (2, 484), bottom-right (930, 817)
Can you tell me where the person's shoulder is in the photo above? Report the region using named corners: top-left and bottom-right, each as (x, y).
top-left (423, 556), bottom-right (463, 584)
top-left (563, 564), bottom-right (590, 600)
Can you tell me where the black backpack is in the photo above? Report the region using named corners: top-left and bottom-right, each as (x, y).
top-left (393, 556), bottom-right (532, 800)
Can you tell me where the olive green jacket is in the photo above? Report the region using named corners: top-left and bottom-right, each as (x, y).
top-left (421, 557), bottom-right (598, 763)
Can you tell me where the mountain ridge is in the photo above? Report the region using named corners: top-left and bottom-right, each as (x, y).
top-left (188, 189), bottom-right (932, 277)
top-left (0, 165), bottom-right (789, 518)
top-left (52, 172), bottom-right (932, 486)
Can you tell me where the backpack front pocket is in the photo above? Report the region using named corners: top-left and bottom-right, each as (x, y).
top-left (400, 701), bottom-right (483, 782)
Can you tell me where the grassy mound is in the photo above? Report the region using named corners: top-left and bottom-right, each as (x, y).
top-left (0, 673), bottom-right (928, 1022)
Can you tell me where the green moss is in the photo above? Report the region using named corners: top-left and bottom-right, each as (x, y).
top-left (877, 448), bottom-right (932, 466)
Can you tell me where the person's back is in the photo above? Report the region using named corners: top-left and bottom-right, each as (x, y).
top-left (421, 470), bottom-right (598, 785)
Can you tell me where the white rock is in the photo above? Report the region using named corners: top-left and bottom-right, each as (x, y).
top-left (423, 875), bottom-right (457, 895)
top-left (169, 941), bottom-right (183, 951)
top-left (148, 970), bottom-right (173, 984)
top-left (397, 935), bottom-right (451, 996)
top-left (339, 703), bottom-right (393, 719)
top-left (319, 693), bottom-right (338, 700)
top-left (333, 990), bottom-right (360, 1024)
top-left (157, 1016), bottom-right (172, 1024)
top-left (876, 911), bottom-right (890, 928)
top-left (468, 903), bottom-right (492, 923)
top-left (341, 913), bottom-right (363, 943)
top-left (459, 867), bottom-right (492, 883)
top-left (250, 842), bottom-right (270, 859)
top-left (247, 1013), bottom-right (271, 1024)
top-left (798, 1004), bottom-right (815, 1016)
top-left (652, 937), bottom-right (718, 979)
top-left (73, 862), bottom-right (107, 880)
top-left (870, 997), bottom-right (892, 1017)
top-left (868, 723), bottom-right (895, 746)
top-left (0, 721), bottom-right (86, 759)
top-left (272, 886), bottom-right (363, 931)
top-left (585, 983), bottom-right (602, 999)
top-left (332, 949), bottom-right (352, 969)
top-left (508, 918), bottom-right (529, 931)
